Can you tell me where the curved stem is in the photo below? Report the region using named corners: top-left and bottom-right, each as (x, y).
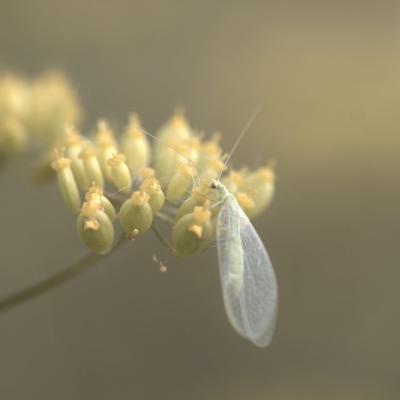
top-left (0, 236), bottom-right (126, 314)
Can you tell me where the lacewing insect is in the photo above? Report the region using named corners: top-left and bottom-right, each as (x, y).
top-left (144, 109), bottom-right (278, 346)
top-left (211, 109), bottom-right (278, 347)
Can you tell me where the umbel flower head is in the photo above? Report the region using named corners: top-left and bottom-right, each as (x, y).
top-left (0, 72), bottom-right (276, 258)
top-left (48, 109), bottom-right (276, 256)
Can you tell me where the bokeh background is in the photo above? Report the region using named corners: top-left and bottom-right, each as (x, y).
top-left (1, 1), bottom-right (400, 399)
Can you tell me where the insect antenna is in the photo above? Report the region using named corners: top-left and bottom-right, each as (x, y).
top-left (217, 107), bottom-right (263, 182)
top-left (141, 128), bottom-right (209, 177)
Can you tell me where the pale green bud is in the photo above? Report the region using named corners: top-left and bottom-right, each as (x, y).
top-left (172, 206), bottom-right (212, 256)
top-left (76, 201), bottom-right (115, 255)
top-left (79, 145), bottom-right (104, 188)
top-left (154, 146), bottom-right (179, 187)
top-left (93, 120), bottom-right (118, 181)
top-left (108, 153), bottom-right (132, 194)
top-left (140, 178), bottom-right (165, 214)
top-left (63, 126), bottom-right (90, 191)
top-left (51, 152), bottom-right (81, 213)
top-left (175, 183), bottom-right (210, 220)
top-left (121, 114), bottom-right (150, 176)
top-left (119, 191), bottom-right (153, 238)
top-left (166, 163), bottom-right (196, 203)
top-left (176, 196), bottom-right (199, 221)
top-left (85, 183), bottom-right (116, 221)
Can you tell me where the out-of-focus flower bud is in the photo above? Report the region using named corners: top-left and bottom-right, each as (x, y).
top-left (156, 107), bottom-right (192, 143)
top-left (166, 162), bottom-right (197, 203)
top-left (140, 177), bottom-right (165, 214)
top-left (26, 72), bottom-right (81, 145)
top-left (173, 206), bottom-right (213, 256)
top-left (221, 169), bottom-right (247, 195)
top-left (235, 192), bottom-right (256, 216)
top-left (50, 150), bottom-right (81, 213)
top-left (197, 133), bottom-right (225, 178)
top-left (108, 153), bottom-right (132, 194)
top-left (154, 109), bottom-right (196, 186)
top-left (79, 145), bottom-right (104, 188)
top-left (119, 190), bottom-right (153, 238)
top-left (139, 167), bottom-right (156, 181)
top-left (0, 116), bottom-right (27, 156)
top-left (121, 114), bottom-right (150, 176)
top-left (76, 200), bottom-right (115, 255)
top-left (0, 75), bottom-right (29, 119)
top-left (244, 167), bottom-right (276, 218)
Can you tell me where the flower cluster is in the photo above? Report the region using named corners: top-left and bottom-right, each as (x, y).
top-left (0, 72), bottom-right (276, 258)
top-left (0, 71), bottom-right (80, 159)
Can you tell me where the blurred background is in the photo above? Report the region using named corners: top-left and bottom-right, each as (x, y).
top-left (0, 1), bottom-right (400, 399)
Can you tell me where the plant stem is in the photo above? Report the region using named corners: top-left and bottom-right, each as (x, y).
top-left (152, 225), bottom-right (176, 254)
top-left (0, 236), bottom-right (126, 314)
top-left (156, 212), bottom-right (175, 225)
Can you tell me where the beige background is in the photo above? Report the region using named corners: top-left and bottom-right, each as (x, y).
top-left (0, 1), bottom-right (399, 399)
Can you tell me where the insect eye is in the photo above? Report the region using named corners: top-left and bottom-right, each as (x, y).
top-left (210, 182), bottom-right (217, 189)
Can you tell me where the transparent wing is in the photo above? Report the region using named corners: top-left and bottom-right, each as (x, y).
top-left (217, 196), bottom-right (278, 347)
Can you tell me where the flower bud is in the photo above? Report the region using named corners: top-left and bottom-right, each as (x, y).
top-left (0, 75), bottom-right (29, 118)
top-left (172, 206), bottom-right (212, 256)
top-left (63, 126), bottom-right (90, 190)
top-left (207, 158), bottom-right (226, 179)
top-left (197, 133), bottom-right (225, 177)
top-left (0, 116), bottom-right (27, 156)
top-left (221, 169), bottom-right (246, 195)
top-left (235, 192), bottom-right (256, 216)
top-left (156, 107), bottom-right (192, 143)
top-left (93, 120), bottom-right (118, 181)
top-left (76, 200), bottom-right (115, 254)
top-left (153, 141), bottom-right (182, 187)
top-left (108, 153), bottom-right (132, 194)
top-left (154, 109), bottom-right (195, 186)
top-left (85, 183), bottom-right (116, 221)
top-left (245, 167), bottom-right (276, 218)
top-left (139, 167), bottom-right (156, 180)
top-left (175, 184), bottom-right (209, 221)
top-left (166, 163), bottom-right (196, 203)
top-left (79, 145), bottom-right (104, 188)
top-left (50, 151), bottom-right (81, 213)
top-left (121, 114), bottom-right (150, 176)
top-left (119, 190), bottom-right (153, 238)
top-left (140, 178), bottom-right (165, 214)
top-left (26, 72), bottom-right (81, 145)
